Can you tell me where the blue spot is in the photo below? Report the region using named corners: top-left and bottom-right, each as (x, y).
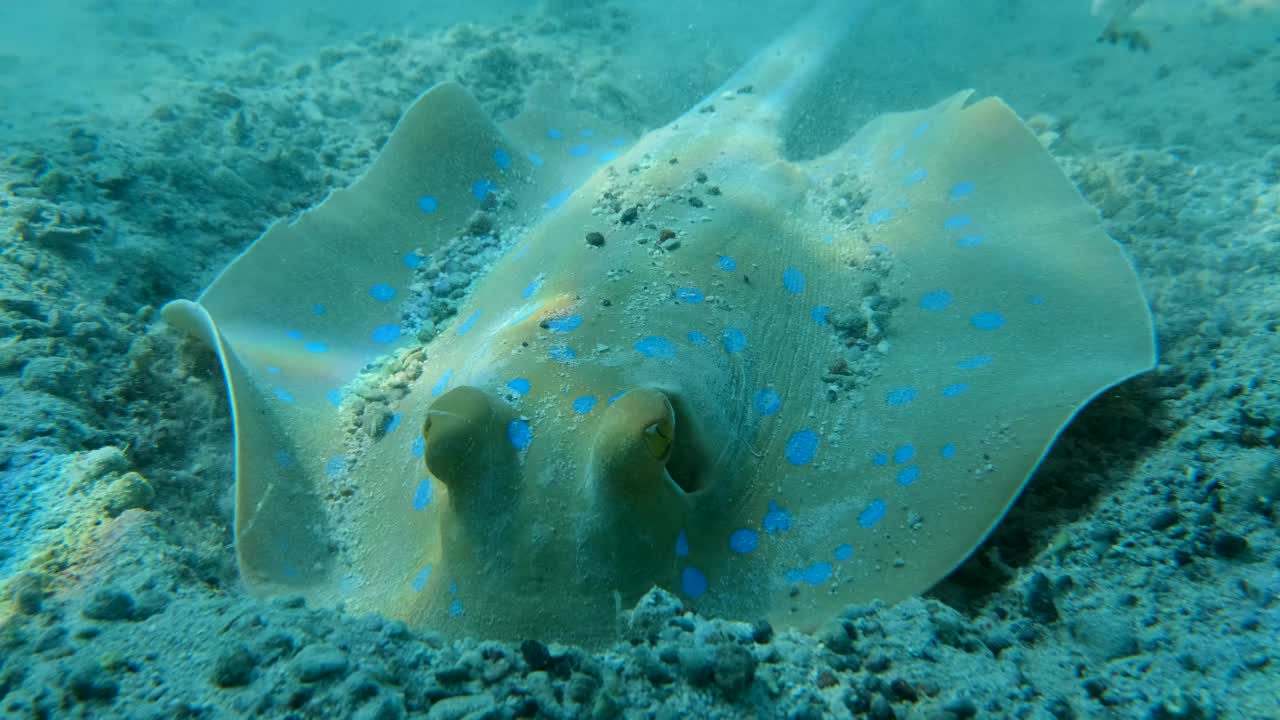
top-left (942, 383), bottom-right (970, 397)
top-left (527, 152), bottom-right (545, 167)
top-left (510, 303), bottom-right (541, 324)
top-left (545, 189), bottom-right (572, 209)
top-left (386, 413), bottom-right (402, 433)
top-left (717, 256), bottom-right (737, 271)
top-left (728, 529), bottom-right (760, 554)
top-left (266, 365), bottom-right (281, 375)
top-left (547, 315), bottom-right (583, 333)
top-left (893, 444), bottom-right (915, 464)
top-left (273, 388), bottom-right (295, 403)
top-left (413, 479), bottom-right (433, 510)
top-left (913, 121), bottom-right (929, 138)
top-left (687, 331), bottom-right (708, 345)
top-left (803, 562), bottom-right (833, 585)
top-left (449, 583), bottom-right (458, 595)
top-left (957, 355), bottom-right (993, 370)
top-left (763, 502), bottom-right (793, 534)
top-left (675, 529), bottom-right (690, 557)
top-left (471, 179), bottom-right (496, 201)
top-left (569, 144), bottom-right (591, 157)
top-left (572, 396), bottom-right (597, 414)
top-left (370, 284), bottom-right (396, 302)
top-left (754, 388), bottom-right (781, 416)
top-left (402, 252), bottom-right (424, 269)
top-left (722, 328), bottom-right (747, 354)
top-left (971, 311), bottom-right (1005, 330)
top-left (635, 336), bottom-right (676, 359)
top-left (411, 435), bottom-right (425, 457)
top-left (286, 329), bottom-right (304, 340)
top-left (612, 137), bottom-right (626, 147)
top-left (547, 128), bottom-right (563, 140)
top-left (412, 565), bottom-right (432, 592)
top-left (607, 391), bottom-right (624, 404)
top-left (868, 208), bottom-right (893, 225)
top-left (681, 567), bottom-right (708, 598)
top-left (1029, 294), bottom-right (1046, 306)
top-left (549, 345), bottom-right (576, 362)
top-left (326, 389), bottom-right (344, 407)
top-left (941, 443), bottom-right (957, 459)
top-left (432, 370), bottom-right (453, 397)
top-left (890, 145), bottom-right (907, 161)
top-left (276, 450), bottom-right (292, 468)
top-left (897, 466), bottom-right (922, 486)
top-left (448, 599), bottom-right (464, 617)
top-left (493, 148), bottom-right (512, 170)
top-left (779, 445), bottom-right (813, 487)
top-left (834, 544), bottom-right (853, 562)
top-left (919, 290), bottom-right (953, 311)
top-left (784, 569), bottom-right (803, 583)
top-left (674, 287), bottom-right (704, 303)
top-left (858, 500), bottom-right (887, 528)
top-left (506, 378), bottom-right (531, 396)
top-left (812, 305), bottom-right (830, 324)
top-left (782, 267), bottom-right (805, 294)
top-left (311, 304), bottom-right (327, 315)
top-left (417, 195), bottom-right (438, 213)
top-left (580, 129), bottom-right (594, 138)
top-left (886, 386), bottom-right (917, 406)
top-left (305, 341), bottom-right (328, 354)
top-left (904, 168), bottom-right (928, 185)
top-left (950, 181), bottom-right (976, 199)
top-left (325, 456), bottom-right (346, 478)
top-left (507, 419), bottom-right (533, 450)
top-left (957, 234), bottom-right (985, 248)
top-left (522, 277), bottom-right (543, 298)
top-left (598, 151), bottom-right (619, 163)
top-left (943, 215), bottom-right (972, 230)
top-left (872, 452), bottom-right (889, 466)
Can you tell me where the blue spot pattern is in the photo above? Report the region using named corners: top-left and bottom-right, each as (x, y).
top-left (412, 435), bottom-right (425, 457)
top-left (402, 253), bottom-right (423, 269)
top-left (432, 370), bottom-right (452, 397)
top-left (957, 234), bottom-right (985, 248)
top-left (971, 312), bottom-right (1005, 330)
top-left (326, 389), bottom-right (344, 407)
top-left (549, 345), bottom-right (576, 362)
top-left (506, 378), bottom-right (531, 395)
top-left (728, 529), bottom-right (759, 554)
top-left (868, 208), bottom-right (893, 225)
top-left (785, 429), bottom-right (819, 466)
top-left (943, 215), bottom-right (972, 230)
top-left (802, 562), bottom-right (833, 585)
top-left (413, 479), bottom-right (433, 510)
top-left (943, 383), bottom-right (970, 397)
top-left (273, 388), bottom-right (295, 403)
top-left (872, 452), bottom-right (889, 466)
top-left (717, 256), bottom-right (737, 272)
top-left (545, 190), bottom-right (571, 209)
top-left (687, 331), bottom-right (707, 345)
top-left (941, 443), bottom-right (957, 459)
top-left (893, 444), bottom-right (915, 464)
top-left (886, 386), bottom-right (917, 406)
top-left (722, 328), bottom-right (747, 354)
top-left (812, 305), bottom-right (830, 324)
top-left (919, 290), bottom-right (953, 311)
top-left (950, 181), bottom-right (976, 199)
top-left (372, 324), bottom-right (400, 344)
top-left (904, 168), bottom-right (927, 185)
top-left (674, 287), bottom-right (704, 303)
top-left (572, 396), bottom-right (597, 414)
top-left (325, 457), bottom-right (346, 478)
top-left (675, 529), bottom-right (690, 557)
top-left (312, 304), bottom-right (327, 314)
top-left (417, 195), bottom-right (438, 213)
top-left (763, 501), bottom-right (792, 534)
top-left (522, 277), bottom-right (543, 298)
top-left (305, 341), bottom-right (328, 354)
top-left (635, 336), bottom-right (676, 359)
top-left (471, 179), bottom-right (496, 201)
top-left (412, 565), bottom-right (432, 592)
top-left (834, 544), bottom-right (854, 561)
top-left (449, 599), bottom-right (464, 617)
top-left (858, 500), bottom-right (887, 528)
top-left (493, 148), bottom-right (512, 170)
top-left (547, 315), bottom-right (583, 333)
top-left (385, 413), bottom-right (402, 433)
top-left (897, 466), bottom-right (922, 486)
top-left (457, 310), bottom-right (481, 336)
top-left (754, 388), bottom-right (781, 416)
top-left (957, 355), bottom-right (993, 370)
top-left (507, 419), bottom-right (533, 450)
top-left (370, 284), bottom-right (396, 302)
top-left (570, 144), bottom-right (591, 157)
top-left (681, 567), bottom-right (708, 597)
top-left (782, 268), bottom-right (805, 294)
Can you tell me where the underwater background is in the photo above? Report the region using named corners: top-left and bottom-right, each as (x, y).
top-left (1, 1), bottom-right (1279, 718)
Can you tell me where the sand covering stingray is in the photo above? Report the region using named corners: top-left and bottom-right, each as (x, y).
top-left (163, 1), bottom-right (1156, 645)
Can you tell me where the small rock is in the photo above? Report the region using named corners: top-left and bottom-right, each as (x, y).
top-left (434, 664), bottom-right (472, 684)
top-left (210, 643), bottom-right (256, 688)
top-left (82, 588), bottom-right (135, 621)
top-left (677, 646), bottom-right (715, 686)
top-left (585, 231), bottom-right (605, 247)
top-left (1025, 572), bottom-right (1059, 624)
top-left (103, 472), bottom-right (155, 516)
top-left (712, 644), bottom-right (756, 699)
top-left (67, 660), bottom-right (119, 701)
top-left (688, 196), bottom-right (704, 208)
top-left (355, 694), bottom-right (404, 720)
top-left (520, 639), bottom-right (550, 671)
top-left (619, 206), bottom-right (639, 224)
top-left (943, 696), bottom-right (978, 718)
top-left (869, 695), bottom-right (897, 720)
top-left (427, 694), bottom-right (495, 720)
top-left (567, 672), bottom-right (600, 704)
top-left (751, 619), bottom-right (774, 644)
top-left (1212, 532), bottom-right (1248, 558)
top-left (291, 644), bottom-right (350, 682)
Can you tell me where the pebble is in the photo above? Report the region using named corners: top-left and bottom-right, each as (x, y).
top-left (82, 587), bottom-right (136, 621)
top-left (1025, 572), bottom-right (1059, 624)
top-left (427, 693), bottom-right (495, 720)
top-left (943, 696), bottom-right (978, 718)
top-left (291, 644), bottom-right (350, 682)
top-left (677, 646), bottom-right (715, 686)
top-left (869, 695), bottom-right (897, 720)
top-left (711, 643), bottom-right (756, 699)
top-left (210, 643), bottom-right (256, 687)
top-left (520, 639), bottom-right (550, 671)
top-left (67, 660), bottom-right (119, 701)
top-left (585, 231), bottom-right (605, 246)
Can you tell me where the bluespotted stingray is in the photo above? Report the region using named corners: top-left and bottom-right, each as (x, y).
top-left (163, 1), bottom-right (1156, 646)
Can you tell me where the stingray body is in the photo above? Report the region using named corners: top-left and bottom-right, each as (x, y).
top-left (164, 1), bottom-right (1155, 645)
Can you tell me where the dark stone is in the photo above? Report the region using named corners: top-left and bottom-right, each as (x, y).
top-left (585, 231), bottom-right (605, 247)
top-left (82, 588), bottom-right (135, 621)
top-left (869, 695), bottom-right (897, 720)
top-left (865, 654), bottom-right (892, 673)
top-left (1150, 508), bottom-right (1180, 531)
top-left (67, 661), bottom-right (119, 701)
top-left (889, 678), bottom-right (918, 702)
top-left (434, 664), bottom-right (472, 684)
top-left (943, 696), bottom-right (978, 718)
top-left (694, 171), bottom-right (707, 183)
top-left (688, 196), bottom-right (705, 208)
top-left (818, 619), bottom-right (858, 655)
top-left (1026, 572), bottom-right (1059, 624)
top-left (751, 619), bottom-right (774, 644)
top-left (712, 644), bottom-right (756, 699)
top-left (547, 651), bottom-right (578, 680)
top-left (619, 206), bottom-right (639, 224)
top-left (211, 643), bottom-right (256, 688)
top-left (706, 185), bottom-right (721, 196)
top-left (1213, 532), bottom-right (1248, 558)
top-left (291, 644), bottom-right (350, 682)
top-left (567, 672), bottom-right (600, 704)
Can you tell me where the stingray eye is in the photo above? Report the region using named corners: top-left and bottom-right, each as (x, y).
top-left (643, 419), bottom-right (673, 462)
